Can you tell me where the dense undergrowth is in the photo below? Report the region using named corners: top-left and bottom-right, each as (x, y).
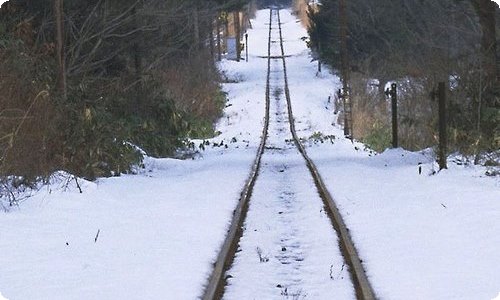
top-left (0, 0), bottom-right (248, 191)
top-left (306, 0), bottom-right (499, 160)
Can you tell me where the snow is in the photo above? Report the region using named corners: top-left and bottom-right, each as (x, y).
top-left (0, 154), bottom-right (255, 299)
top-left (306, 146), bottom-right (500, 300)
top-left (0, 11), bottom-right (271, 299)
top-left (224, 150), bottom-right (354, 300)
top-left (0, 5), bottom-right (499, 300)
top-left (223, 10), bottom-right (354, 299)
top-left (275, 9), bottom-right (500, 300)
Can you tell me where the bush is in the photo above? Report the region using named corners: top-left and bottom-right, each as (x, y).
top-left (0, 0), bottom-right (230, 185)
top-left (0, 33), bottom-right (59, 181)
top-left (361, 122), bottom-right (391, 152)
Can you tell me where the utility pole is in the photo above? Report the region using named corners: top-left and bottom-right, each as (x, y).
top-left (339, 0), bottom-right (352, 139)
top-left (54, 0), bottom-right (66, 100)
top-left (431, 82), bottom-right (448, 170)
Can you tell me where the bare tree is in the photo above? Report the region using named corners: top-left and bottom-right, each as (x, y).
top-left (54, 0), bottom-right (67, 99)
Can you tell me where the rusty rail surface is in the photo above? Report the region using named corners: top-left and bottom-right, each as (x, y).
top-left (276, 9), bottom-right (376, 300)
top-left (202, 8), bottom-right (376, 300)
top-left (200, 9), bottom-right (273, 300)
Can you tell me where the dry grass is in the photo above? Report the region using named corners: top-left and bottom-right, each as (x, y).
top-left (0, 95), bottom-right (58, 179)
top-left (0, 46), bottom-right (60, 180)
top-left (349, 74), bottom-right (436, 151)
top-left (293, 0), bottom-right (311, 28)
top-left (161, 52), bottom-right (222, 122)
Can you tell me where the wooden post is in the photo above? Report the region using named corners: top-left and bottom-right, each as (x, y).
top-left (245, 33), bottom-right (248, 62)
top-left (438, 82), bottom-right (447, 170)
top-left (390, 83), bottom-right (398, 148)
top-left (54, 0), bottom-right (66, 100)
top-left (342, 88), bottom-right (350, 138)
top-left (317, 41), bottom-right (322, 73)
top-left (224, 13), bottom-right (229, 55)
top-left (216, 16), bottom-right (222, 61)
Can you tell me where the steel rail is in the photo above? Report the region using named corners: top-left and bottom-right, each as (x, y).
top-left (276, 9), bottom-right (376, 300)
top-left (203, 8), bottom-right (376, 300)
top-left (200, 9), bottom-right (273, 300)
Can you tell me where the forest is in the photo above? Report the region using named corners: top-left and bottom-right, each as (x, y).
top-left (0, 0), bottom-right (498, 189)
top-left (0, 0), bottom-right (251, 183)
top-left (307, 0), bottom-right (499, 161)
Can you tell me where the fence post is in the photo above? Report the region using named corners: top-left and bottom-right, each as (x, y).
top-left (317, 42), bottom-right (322, 73)
top-left (245, 33), bottom-right (248, 62)
top-left (438, 82), bottom-right (447, 170)
top-left (338, 88), bottom-right (352, 139)
top-left (385, 83), bottom-right (398, 148)
top-left (216, 15), bottom-right (222, 61)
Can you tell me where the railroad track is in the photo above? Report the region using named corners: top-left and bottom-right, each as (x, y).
top-left (202, 8), bottom-right (376, 300)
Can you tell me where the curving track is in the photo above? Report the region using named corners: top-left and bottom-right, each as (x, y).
top-left (202, 8), bottom-right (375, 300)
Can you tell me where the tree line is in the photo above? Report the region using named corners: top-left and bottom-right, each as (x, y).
top-left (308, 0), bottom-right (499, 163)
top-left (0, 0), bottom-right (251, 185)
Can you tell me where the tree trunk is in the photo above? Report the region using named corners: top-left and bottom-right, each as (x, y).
top-left (54, 0), bottom-right (66, 100)
top-left (339, 0), bottom-right (351, 138)
top-left (339, 0), bottom-right (350, 86)
top-left (209, 21), bottom-right (215, 64)
top-left (132, 6), bottom-right (142, 114)
top-left (472, 0), bottom-right (498, 86)
top-left (193, 8), bottom-right (200, 50)
top-left (234, 11), bottom-right (241, 62)
top-left (471, 0), bottom-right (498, 146)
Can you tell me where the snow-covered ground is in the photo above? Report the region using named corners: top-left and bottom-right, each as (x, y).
top-left (0, 11), bottom-right (272, 299)
top-left (1, 6), bottom-right (499, 300)
top-left (223, 10), bottom-right (354, 299)
top-left (277, 9), bottom-right (500, 300)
